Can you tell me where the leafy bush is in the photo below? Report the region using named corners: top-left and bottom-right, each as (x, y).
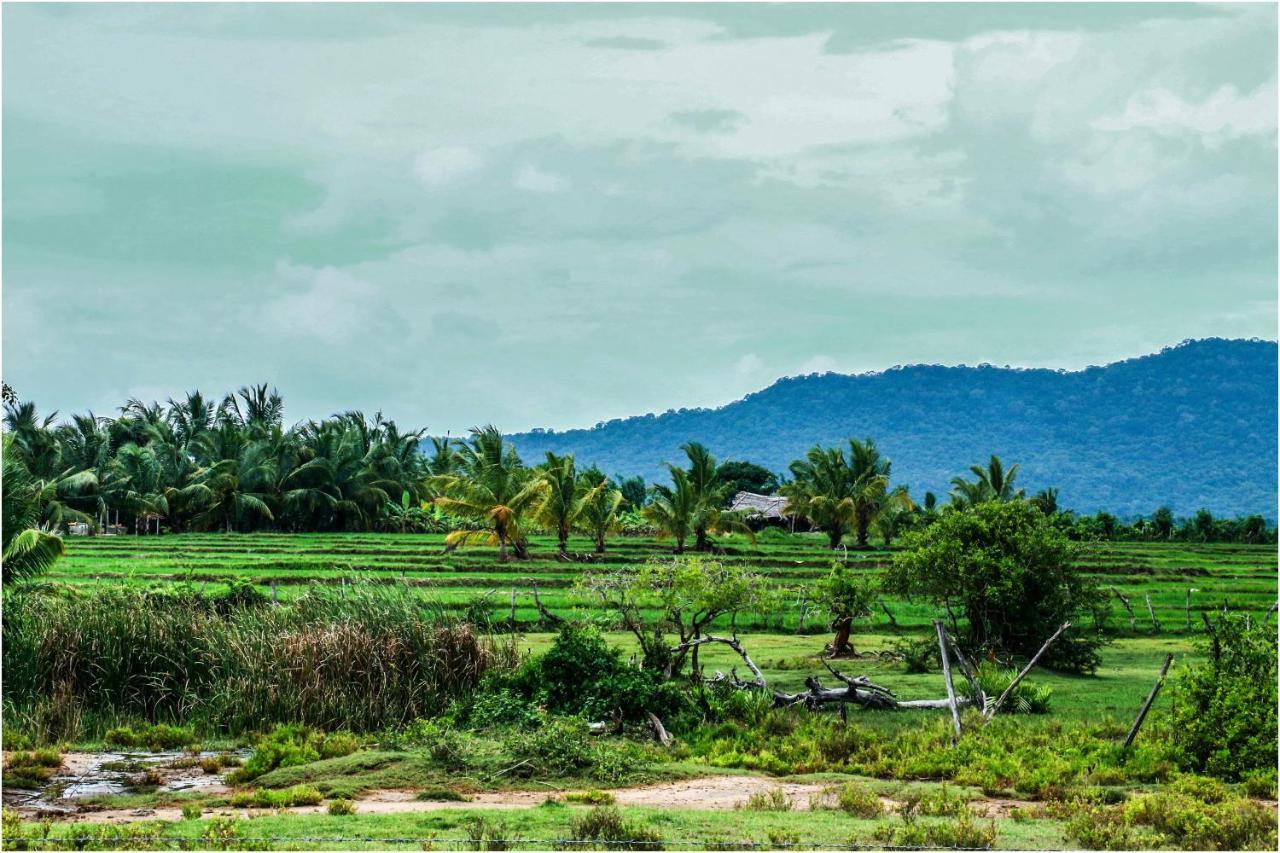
top-left (388, 719), bottom-right (473, 769)
top-left (565, 806), bottom-right (664, 850)
top-left (2, 749), bottom-right (62, 789)
top-left (1065, 782), bottom-right (1277, 850)
top-left (181, 803), bottom-right (203, 820)
top-left (227, 725), bottom-right (320, 784)
top-left (229, 785), bottom-right (323, 808)
top-left (834, 783), bottom-right (882, 818)
top-left (975, 663), bottom-right (1052, 714)
top-left (872, 813), bottom-right (997, 849)
top-left (317, 731), bottom-right (360, 760)
top-left (565, 790), bottom-right (615, 805)
top-left (513, 716), bottom-right (595, 776)
top-left (742, 788), bottom-right (792, 811)
top-left (886, 501), bottom-right (1108, 673)
top-left (894, 636), bottom-right (939, 674)
top-left (529, 624), bottom-right (685, 723)
top-left (1167, 613), bottom-right (1277, 780)
top-left (327, 798), bottom-right (357, 816)
top-left (462, 815), bottom-right (520, 851)
top-left (105, 723), bottom-right (196, 751)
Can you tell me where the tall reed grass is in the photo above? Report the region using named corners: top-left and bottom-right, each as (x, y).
top-left (2, 581), bottom-right (515, 741)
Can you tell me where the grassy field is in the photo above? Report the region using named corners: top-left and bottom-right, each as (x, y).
top-left (6, 533), bottom-right (1276, 850)
top-left (47, 532), bottom-right (1278, 634)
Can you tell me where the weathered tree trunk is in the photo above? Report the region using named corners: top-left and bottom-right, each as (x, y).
top-left (594, 533), bottom-right (606, 554)
top-left (827, 528), bottom-right (843, 549)
top-left (557, 527), bottom-right (569, 559)
top-left (828, 616), bottom-right (854, 657)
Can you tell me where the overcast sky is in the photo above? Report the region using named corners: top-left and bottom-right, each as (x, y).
top-left (3, 3), bottom-right (1276, 433)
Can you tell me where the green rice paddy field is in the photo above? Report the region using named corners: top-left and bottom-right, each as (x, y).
top-left (50, 532), bottom-right (1278, 635)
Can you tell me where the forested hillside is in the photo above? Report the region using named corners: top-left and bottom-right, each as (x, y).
top-left (505, 339), bottom-right (1277, 518)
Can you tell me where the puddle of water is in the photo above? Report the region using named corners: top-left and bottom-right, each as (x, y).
top-left (9, 749), bottom-right (250, 813)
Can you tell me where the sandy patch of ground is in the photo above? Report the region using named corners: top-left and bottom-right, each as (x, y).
top-left (52, 774), bottom-right (1051, 825)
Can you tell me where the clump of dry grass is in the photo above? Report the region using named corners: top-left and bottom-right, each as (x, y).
top-left (3, 582), bottom-right (516, 740)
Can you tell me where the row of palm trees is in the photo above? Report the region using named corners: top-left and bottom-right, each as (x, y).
top-left (2, 383), bottom-right (1033, 561)
top-left (3, 386), bottom-right (435, 536)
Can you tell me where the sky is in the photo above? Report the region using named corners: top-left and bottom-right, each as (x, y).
top-left (3, 3), bottom-right (1276, 434)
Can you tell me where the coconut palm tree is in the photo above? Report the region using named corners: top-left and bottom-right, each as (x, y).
top-left (577, 466), bottom-right (623, 554)
top-left (3, 435), bottom-right (65, 582)
top-left (646, 443), bottom-right (753, 553)
top-left (532, 452), bottom-right (601, 559)
top-left (644, 467), bottom-right (697, 554)
top-left (783, 438), bottom-right (910, 548)
top-left (429, 425), bottom-right (543, 561)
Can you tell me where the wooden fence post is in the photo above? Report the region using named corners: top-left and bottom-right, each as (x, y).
top-left (1122, 654), bottom-right (1174, 752)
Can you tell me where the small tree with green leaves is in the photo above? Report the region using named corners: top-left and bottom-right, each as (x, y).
top-left (815, 562), bottom-right (878, 657)
top-left (885, 500), bottom-right (1109, 673)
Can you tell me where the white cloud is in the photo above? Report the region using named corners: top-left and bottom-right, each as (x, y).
top-left (1093, 83), bottom-right (1277, 146)
top-left (413, 146), bottom-right (483, 187)
top-left (257, 262), bottom-right (381, 343)
top-left (514, 164), bottom-right (568, 193)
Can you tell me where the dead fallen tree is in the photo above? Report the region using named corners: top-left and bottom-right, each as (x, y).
top-left (677, 622), bottom-right (1069, 724)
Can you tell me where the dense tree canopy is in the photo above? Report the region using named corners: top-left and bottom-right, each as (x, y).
top-left (885, 500), bottom-right (1110, 673)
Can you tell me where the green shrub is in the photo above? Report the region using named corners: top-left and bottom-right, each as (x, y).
top-left (886, 501), bottom-right (1108, 673)
top-left (181, 803), bottom-right (203, 820)
top-left (391, 719), bottom-right (472, 769)
top-left (462, 815), bottom-right (520, 851)
top-left (513, 716), bottom-right (594, 777)
top-left (523, 624), bottom-right (685, 723)
top-left (765, 829), bottom-right (800, 849)
top-left (873, 813), bottom-right (997, 849)
top-left (105, 723), bottom-right (196, 751)
top-left (230, 784), bottom-right (323, 808)
top-left (317, 731), bottom-right (360, 760)
top-left (327, 798), bottom-right (357, 816)
top-left (1167, 613), bottom-right (1277, 780)
top-left (565, 790), bottom-right (615, 805)
top-left (2, 749), bottom-right (62, 789)
top-left (976, 663), bottom-right (1052, 714)
top-left (894, 636), bottom-right (939, 673)
top-left (1066, 784), bottom-right (1277, 850)
top-left (1243, 769), bottom-right (1277, 799)
top-left (834, 782), bottom-right (882, 818)
top-left (466, 686), bottom-right (542, 729)
top-left (227, 725), bottom-right (319, 783)
top-left (742, 788), bottom-right (792, 811)
top-left (564, 806), bottom-right (664, 851)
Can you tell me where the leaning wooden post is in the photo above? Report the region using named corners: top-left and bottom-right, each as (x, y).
top-left (1112, 587), bottom-right (1136, 632)
top-left (1144, 593), bottom-right (1161, 633)
top-left (1122, 654), bottom-right (1174, 753)
top-left (879, 599), bottom-right (899, 629)
top-left (934, 620), bottom-right (962, 743)
top-left (984, 622), bottom-right (1070, 722)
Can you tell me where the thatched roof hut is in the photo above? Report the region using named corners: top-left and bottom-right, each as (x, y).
top-left (729, 491), bottom-right (789, 520)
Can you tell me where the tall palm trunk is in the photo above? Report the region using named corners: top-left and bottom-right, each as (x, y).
top-left (827, 527), bottom-right (844, 549)
top-left (496, 521), bottom-right (509, 562)
top-left (594, 533), bottom-right (605, 554)
top-left (557, 526), bottom-right (569, 559)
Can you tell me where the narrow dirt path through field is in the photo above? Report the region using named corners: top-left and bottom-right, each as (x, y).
top-left (62, 775), bottom-right (1040, 824)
